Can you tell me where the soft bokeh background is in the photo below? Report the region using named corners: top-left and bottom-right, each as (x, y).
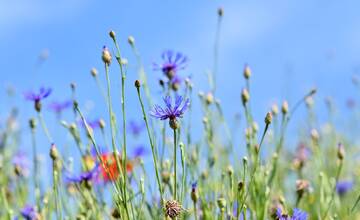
top-left (1, 0), bottom-right (360, 166)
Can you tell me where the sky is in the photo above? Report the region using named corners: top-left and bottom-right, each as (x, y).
top-left (1, 0), bottom-right (360, 168)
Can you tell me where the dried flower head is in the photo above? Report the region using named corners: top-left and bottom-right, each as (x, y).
top-left (165, 200), bottom-right (183, 219)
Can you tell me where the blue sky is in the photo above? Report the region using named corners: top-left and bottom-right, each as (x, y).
top-left (1, 0), bottom-right (360, 164)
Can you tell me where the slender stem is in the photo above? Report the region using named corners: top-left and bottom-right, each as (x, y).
top-left (322, 162), bottom-right (342, 218)
top-left (193, 201), bottom-right (198, 220)
top-left (38, 112), bottom-right (53, 143)
top-left (173, 128), bottom-right (177, 200)
top-left (180, 143), bottom-right (186, 203)
top-left (212, 12), bottom-right (222, 94)
top-left (30, 129), bottom-right (41, 209)
top-left (136, 86), bottom-right (163, 202)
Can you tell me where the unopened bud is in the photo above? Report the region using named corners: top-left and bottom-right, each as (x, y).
top-left (169, 119), bottom-right (179, 130)
top-left (241, 88), bottom-right (250, 105)
top-left (217, 7), bottom-right (224, 17)
top-left (50, 144), bottom-right (59, 160)
top-left (217, 197), bottom-right (226, 209)
top-left (265, 112), bottom-right (272, 124)
top-left (243, 64), bottom-right (251, 79)
top-left (29, 118), bottom-right (36, 129)
top-left (226, 165), bottom-right (234, 176)
top-left (109, 30), bottom-right (116, 39)
top-left (128, 36), bottom-right (135, 45)
top-left (102, 46), bottom-right (112, 64)
top-left (337, 143), bottom-right (345, 160)
top-left (238, 181), bottom-right (244, 191)
top-left (135, 80), bottom-right (141, 89)
top-left (271, 104), bottom-right (279, 115)
top-left (310, 129), bottom-right (319, 142)
top-left (205, 92), bottom-right (214, 105)
top-left (90, 68), bottom-right (98, 77)
top-left (99, 119), bottom-right (106, 129)
top-left (281, 101), bottom-right (289, 114)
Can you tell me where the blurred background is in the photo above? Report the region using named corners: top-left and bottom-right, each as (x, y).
top-left (1, 0), bottom-right (360, 165)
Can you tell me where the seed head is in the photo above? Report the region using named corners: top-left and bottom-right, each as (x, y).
top-left (165, 200), bottom-right (183, 219)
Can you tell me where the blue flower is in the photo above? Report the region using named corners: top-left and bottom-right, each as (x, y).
top-left (48, 100), bottom-right (72, 113)
top-left (24, 87), bottom-right (52, 102)
top-left (20, 205), bottom-right (40, 220)
top-left (276, 208), bottom-right (308, 220)
top-left (151, 96), bottom-right (189, 121)
top-left (66, 165), bottom-right (99, 184)
top-left (336, 180), bottom-right (353, 196)
top-left (153, 50), bottom-right (188, 80)
top-left (132, 145), bottom-right (147, 158)
top-left (128, 120), bottom-right (145, 136)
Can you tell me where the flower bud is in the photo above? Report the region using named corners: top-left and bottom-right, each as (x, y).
top-left (50, 143), bottom-right (59, 161)
top-left (271, 104), bottom-right (279, 116)
top-left (217, 197), bottom-right (226, 209)
top-left (265, 112), bottom-right (272, 124)
top-left (205, 92), bottom-right (214, 105)
top-left (102, 46), bottom-right (112, 64)
top-left (241, 88), bottom-right (250, 105)
top-left (217, 7), bottom-right (224, 17)
top-left (243, 64), bottom-right (251, 79)
top-left (337, 143), bottom-right (345, 160)
top-left (281, 101), bottom-right (289, 115)
top-left (238, 181), bottom-right (244, 191)
top-left (34, 100), bottom-right (41, 112)
top-left (99, 118), bottom-right (106, 129)
top-left (90, 68), bottom-right (98, 77)
top-left (161, 171), bottom-right (171, 184)
top-left (169, 118), bottom-right (179, 130)
top-left (135, 80), bottom-right (141, 89)
top-left (310, 129), bottom-right (319, 143)
top-left (226, 165), bottom-right (234, 176)
top-left (128, 36), bottom-right (135, 45)
top-left (29, 118), bottom-right (36, 130)
top-left (109, 30), bottom-right (116, 39)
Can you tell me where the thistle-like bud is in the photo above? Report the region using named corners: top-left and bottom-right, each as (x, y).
top-left (169, 119), bottom-right (179, 130)
top-left (226, 165), bottom-right (234, 176)
top-left (128, 36), bottom-right (135, 46)
top-left (109, 30), bottom-right (116, 39)
top-left (265, 112), bottom-right (272, 125)
top-left (337, 143), bottom-right (345, 160)
top-left (29, 118), bottom-right (36, 130)
top-left (102, 46), bottom-right (112, 64)
top-left (310, 129), bottom-right (319, 143)
top-left (296, 179), bottom-right (309, 198)
top-left (50, 143), bottom-right (59, 161)
top-left (217, 7), bottom-right (224, 17)
top-left (281, 101), bottom-right (289, 115)
top-left (205, 92), bottom-right (214, 105)
top-left (165, 200), bottom-right (183, 219)
top-left (191, 182), bottom-right (198, 203)
top-left (99, 118), bottom-right (106, 129)
top-left (241, 88), bottom-right (250, 105)
top-left (238, 181), bottom-right (244, 191)
top-left (90, 68), bottom-right (98, 77)
top-left (271, 104), bottom-right (279, 116)
top-left (34, 100), bottom-right (41, 112)
top-left (243, 64), bottom-right (251, 79)
top-left (135, 80), bottom-right (141, 89)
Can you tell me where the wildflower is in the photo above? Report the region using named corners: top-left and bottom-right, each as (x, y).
top-left (48, 100), bottom-right (72, 114)
top-left (191, 182), bottom-right (198, 203)
top-left (276, 208), bottom-right (308, 220)
top-left (79, 118), bottom-right (102, 130)
top-left (132, 145), bottom-right (147, 158)
top-left (98, 152), bottom-right (133, 182)
top-left (66, 165), bottom-right (99, 187)
top-left (293, 143), bottom-right (311, 169)
top-left (153, 50), bottom-right (188, 80)
top-left (165, 200), bottom-right (183, 219)
top-left (128, 120), bottom-right (145, 137)
top-left (24, 87), bottom-right (52, 112)
top-left (12, 151), bottom-right (30, 177)
top-left (336, 180), bottom-right (353, 196)
top-left (20, 205), bottom-right (41, 220)
top-left (171, 75), bottom-right (182, 91)
top-left (150, 95), bottom-right (190, 130)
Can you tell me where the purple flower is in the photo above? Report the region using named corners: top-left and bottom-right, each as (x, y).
top-left (276, 208), bottom-right (308, 220)
top-left (24, 87), bottom-right (52, 102)
top-left (128, 120), bottom-right (145, 136)
top-left (48, 100), bottom-right (72, 113)
top-left (66, 165), bottom-right (99, 184)
top-left (153, 50), bottom-right (188, 79)
top-left (150, 96), bottom-right (190, 121)
top-left (12, 151), bottom-right (30, 176)
top-left (132, 145), bottom-right (147, 158)
top-left (336, 180), bottom-right (353, 196)
top-left (191, 181), bottom-right (197, 190)
top-left (20, 205), bottom-right (40, 220)
top-left (79, 118), bottom-right (102, 130)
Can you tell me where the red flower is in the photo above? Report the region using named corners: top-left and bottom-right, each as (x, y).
top-left (99, 153), bottom-right (134, 182)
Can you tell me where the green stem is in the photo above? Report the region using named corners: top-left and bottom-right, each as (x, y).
top-left (38, 112), bottom-right (53, 143)
top-left (136, 85), bottom-right (163, 203)
top-left (173, 128), bottom-right (177, 200)
top-left (30, 129), bottom-right (41, 209)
